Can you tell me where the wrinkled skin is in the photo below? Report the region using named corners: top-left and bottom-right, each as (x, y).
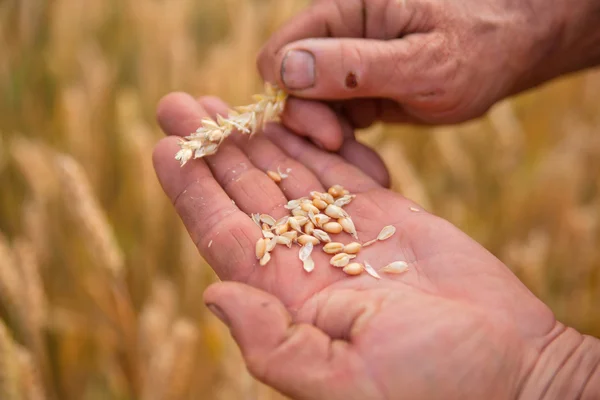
top-left (152, 94), bottom-right (560, 400)
top-left (255, 0), bottom-right (567, 151)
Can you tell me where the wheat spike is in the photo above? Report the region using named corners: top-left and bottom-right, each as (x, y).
top-left (175, 82), bottom-right (287, 166)
top-left (16, 345), bottom-right (46, 400)
top-left (54, 153), bottom-right (124, 276)
top-left (0, 233), bottom-right (24, 330)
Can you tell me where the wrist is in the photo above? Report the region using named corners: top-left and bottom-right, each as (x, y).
top-left (518, 322), bottom-right (600, 399)
top-left (509, 0), bottom-right (600, 95)
top-left (554, 0), bottom-right (600, 74)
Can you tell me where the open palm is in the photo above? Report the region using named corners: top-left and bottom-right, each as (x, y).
top-left (153, 94), bottom-right (558, 400)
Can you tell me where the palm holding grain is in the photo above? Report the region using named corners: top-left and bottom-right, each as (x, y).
top-left (153, 94), bottom-right (556, 399)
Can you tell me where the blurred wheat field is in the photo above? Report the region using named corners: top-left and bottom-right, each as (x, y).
top-left (0, 0), bottom-right (599, 399)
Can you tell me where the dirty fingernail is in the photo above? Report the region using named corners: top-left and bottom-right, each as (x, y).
top-left (281, 50), bottom-right (315, 90)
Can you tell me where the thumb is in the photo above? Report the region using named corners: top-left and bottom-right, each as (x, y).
top-left (275, 36), bottom-right (440, 103)
top-left (203, 282), bottom-right (382, 400)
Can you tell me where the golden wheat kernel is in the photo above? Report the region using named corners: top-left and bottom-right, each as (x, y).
top-left (342, 189), bottom-right (350, 196)
top-left (334, 195), bottom-right (355, 207)
top-left (312, 198), bottom-right (328, 210)
top-left (260, 214), bottom-right (276, 226)
top-left (267, 170), bottom-right (282, 183)
top-left (275, 223), bottom-right (289, 235)
top-left (276, 235), bottom-right (292, 247)
top-left (288, 218), bottom-right (301, 232)
top-left (260, 252), bottom-right (271, 266)
top-left (323, 222), bottom-right (343, 234)
top-left (298, 235), bottom-right (320, 246)
top-left (256, 238), bottom-right (267, 259)
top-left (304, 221), bottom-right (315, 235)
top-left (321, 193), bottom-right (335, 205)
top-left (274, 216), bottom-right (290, 227)
top-left (325, 204), bottom-right (345, 219)
top-left (328, 185), bottom-right (344, 198)
top-left (282, 231), bottom-right (297, 242)
top-left (310, 191), bottom-right (323, 200)
top-left (262, 223), bottom-right (270, 231)
top-left (343, 263), bottom-right (364, 276)
top-left (251, 213), bottom-right (261, 227)
top-left (339, 217), bottom-right (358, 239)
top-left (343, 242), bottom-right (361, 254)
top-left (292, 208), bottom-right (308, 217)
top-left (293, 216), bottom-right (309, 226)
top-left (323, 242), bottom-right (344, 254)
top-left (301, 203), bottom-right (320, 214)
top-left (314, 213), bottom-right (331, 228)
top-left (381, 261), bottom-right (409, 274)
top-left (285, 199), bottom-right (301, 210)
top-left (312, 229), bottom-right (332, 243)
top-left (262, 230), bottom-right (275, 239)
top-left (330, 253), bottom-right (356, 267)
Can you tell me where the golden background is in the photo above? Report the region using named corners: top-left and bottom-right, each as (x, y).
top-left (0, 0), bottom-right (598, 398)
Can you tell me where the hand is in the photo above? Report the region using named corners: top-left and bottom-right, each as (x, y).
top-left (151, 94), bottom-right (600, 399)
top-left (256, 0), bottom-right (599, 151)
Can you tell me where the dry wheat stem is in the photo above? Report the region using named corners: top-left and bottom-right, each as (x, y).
top-left (0, 319), bottom-right (21, 400)
top-left (175, 82), bottom-right (287, 166)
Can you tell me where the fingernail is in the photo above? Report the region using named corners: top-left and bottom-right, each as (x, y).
top-left (281, 50), bottom-right (315, 90)
top-left (207, 304), bottom-right (230, 327)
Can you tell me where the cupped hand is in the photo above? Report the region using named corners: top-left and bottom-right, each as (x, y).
top-left (256, 0), bottom-right (566, 150)
top-left (152, 94), bottom-right (559, 400)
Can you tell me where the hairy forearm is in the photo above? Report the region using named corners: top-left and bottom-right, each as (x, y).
top-left (519, 323), bottom-right (600, 399)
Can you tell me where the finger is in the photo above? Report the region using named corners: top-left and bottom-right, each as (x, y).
top-left (152, 137), bottom-right (260, 282)
top-left (156, 92), bottom-right (206, 137)
top-left (280, 97), bottom-right (344, 151)
top-left (204, 282), bottom-right (384, 399)
top-left (274, 35), bottom-right (447, 104)
top-left (336, 114), bottom-right (391, 188)
top-left (257, 0), bottom-right (424, 83)
top-left (263, 123), bottom-right (381, 193)
top-left (341, 99), bottom-right (434, 127)
top-left (198, 96), bottom-right (327, 201)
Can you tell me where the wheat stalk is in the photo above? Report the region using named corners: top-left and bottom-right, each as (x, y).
top-left (0, 319), bottom-right (21, 400)
top-left (175, 82), bottom-right (287, 166)
top-left (54, 153), bottom-right (125, 276)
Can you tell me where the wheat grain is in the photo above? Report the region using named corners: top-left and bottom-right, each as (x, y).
top-left (323, 243), bottom-right (344, 254)
top-left (267, 170), bottom-right (282, 183)
top-left (343, 263), bottom-right (364, 276)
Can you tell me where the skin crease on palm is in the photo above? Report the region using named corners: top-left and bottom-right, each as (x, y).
top-left (151, 94), bottom-right (569, 400)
